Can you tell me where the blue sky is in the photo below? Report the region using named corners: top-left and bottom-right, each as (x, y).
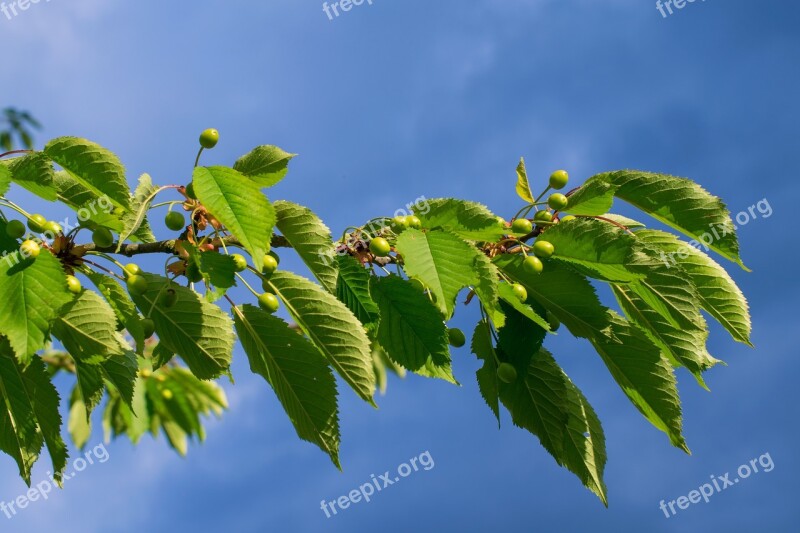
top-left (1, 0), bottom-right (798, 531)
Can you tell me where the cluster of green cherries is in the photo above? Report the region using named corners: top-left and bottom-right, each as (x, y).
top-left (5, 214), bottom-right (83, 295)
top-left (366, 214), bottom-right (423, 258)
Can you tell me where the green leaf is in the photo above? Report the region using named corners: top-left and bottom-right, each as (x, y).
top-left (86, 273), bottom-right (146, 354)
top-left (589, 312), bottom-right (688, 452)
top-left (497, 300), bottom-right (547, 373)
top-left (7, 152), bottom-right (59, 201)
top-left (0, 344), bottom-right (68, 486)
top-left (497, 282), bottom-right (551, 332)
top-left (635, 229), bottom-right (751, 345)
top-left (268, 271), bottom-right (376, 405)
top-left (233, 145), bottom-right (296, 187)
top-left (563, 180), bottom-right (617, 216)
top-left (335, 255), bottom-right (380, 332)
top-left (274, 200), bottom-right (338, 292)
top-left (515, 157), bottom-right (534, 203)
top-left (129, 274), bottom-right (234, 380)
top-left (68, 388), bottom-right (92, 451)
top-left (395, 229), bottom-right (483, 319)
top-left (596, 214), bottom-right (646, 229)
top-left (117, 173), bottom-right (159, 248)
top-left (192, 166), bottom-right (275, 272)
top-left (234, 305), bottom-right (340, 467)
top-left (541, 217), bottom-right (643, 283)
top-left (414, 199), bottom-right (507, 242)
top-left (471, 320), bottom-right (500, 425)
top-left (500, 347), bottom-right (608, 505)
top-left (588, 170), bottom-right (745, 268)
top-left (370, 275), bottom-right (452, 378)
top-left (0, 164), bottom-right (10, 196)
top-left (44, 137), bottom-right (132, 209)
top-left (52, 171), bottom-right (123, 232)
top-left (0, 251), bottom-right (74, 362)
top-left (612, 284), bottom-right (721, 390)
top-left (494, 256), bottom-right (611, 340)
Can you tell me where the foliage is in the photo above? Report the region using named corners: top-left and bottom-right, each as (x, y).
top-left (0, 132), bottom-right (750, 505)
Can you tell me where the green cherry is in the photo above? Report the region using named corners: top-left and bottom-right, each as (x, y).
top-left (522, 255), bottom-right (544, 275)
top-left (511, 218), bottom-right (533, 234)
top-left (20, 239), bottom-right (40, 259)
top-left (165, 211), bottom-right (185, 231)
top-left (547, 193), bottom-right (569, 211)
top-left (27, 214), bottom-right (47, 233)
top-left (262, 254), bottom-right (279, 277)
top-left (199, 128), bottom-right (220, 149)
top-left (405, 215), bottom-right (422, 229)
top-left (142, 318), bottom-right (156, 339)
top-left (66, 275), bottom-right (82, 294)
top-left (534, 210), bottom-right (553, 224)
top-left (560, 215), bottom-right (576, 223)
top-left (46, 221), bottom-right (62, 235)
top-left (231, 253), bottom-right (248, 272)
top-left (497, 363), bottom-right (518, 384)
top-left (549, 170), bottom-right (569, 190)
top-left (5, 220), bottom-right (26, 239)
top-left (258, 293), bottom-right (280, 313)
top-left (369, 237), bottom-right (392, 257)
top-left (533, 240), bottom-right (555, 259)
top-left (185, 263), bottom-right (203, 283)
top-left (185, 183), bottom-right (198, 200)
top-left (448, 328), bottom-right (466, 348)
top-left (160, 288), bottom-right (178, 308)
top-left (127, 275), bottom-right (148, 295)
top-left (124, 263), bottom-right (142, 279)
top-left (511, 283), bottom-right (528, 303)
top-left (92, 227), bottom-right (114, 248)
top-left (391, 216), bottom-right (409, 232)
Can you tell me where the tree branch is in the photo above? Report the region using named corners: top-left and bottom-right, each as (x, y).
top-left (76, 234), bottom-right (292, 257)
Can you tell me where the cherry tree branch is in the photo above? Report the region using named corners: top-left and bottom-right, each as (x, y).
top-left (76, 234), bottom-right (291, 257)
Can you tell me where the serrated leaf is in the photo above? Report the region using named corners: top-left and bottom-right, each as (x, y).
top-left (193, 166), bottom-right (275, 272)
top-left (0, 251), bottom-right (74, 362)
top-left (44, 137), bottom-right (131, 209)
top-left (589, 170), bottom-right (745, 268)
top-left (370, 275), bottom-right (452, 377)
top-left (128, 274), bottom-right (234, 380)
top-left (52, 171), bottom-right (123, 232)
top-left (497, 300), bottom-right (547, 373)
top-left (197, 251), bottom-right (238, 302)
top-left (596, 214), bottom-right (646, 229)
top-left (494, 256), bottom-right (611, 339)
top-left (87, 272), bottom-right (146, 353)
top-left (233, 145), bottom-right (296, 187)
top-left (117, 173), bottom-right (159, 248)
top-left (7, 152), bottom-right (58, 201)
top-left (68, 388), bottom-right (92, 450)
top-left (541, 218), bottom-right (642, 283)
top-left (589, 312), bottom-right (688, 452)
top-left (515, 157), bottom-right (534, 203)
top-left (563, 180), bottom-right (617, 216)
top-left (274, 200), bottom-right (338, 292)
top-left (497, 282), bottom-right (551, 332)
top-left (0, 164), bottom-right (10, 196)
top-left (414, 199), bottom-right (507, 242)
top-left (472, 320), bottom-right (500, 425)
top-left (235, 305), bottom-right (340, 467)
top-left (335, 255), bottom-right (380, 332)
top-left (0, 345), bottom-right (68, 486)
top-left (500, 347), bottom-right (608, 505)
top-left (613, 284), bottom-right (721, 389)
top-left (395, 229), bottom-right (483, 319)
top-left (268, 271), bottom-right (376, 405)
top-left (635, 229), bottom-right (751, 345)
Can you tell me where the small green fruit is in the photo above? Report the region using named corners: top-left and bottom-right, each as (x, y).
top-left (27, 214), bottom-right (47, 233)
top-left (511, 218), bottom-right (533, 234)
top-left (185, 183), bottom-right (197, 200)
top-left (127, 275), bottom-right (148, 295)
top-left (497, 363), bottom-right (518, 384)
top-left (258, 293), bottom-right (280, 313)
top-left (142, 318), bottom-right (156, 339)
top-left (66, 275), bottom-right (82, 294)
top-left (262, 254), bottom-right (279, 277)
top-left (199, 128), bottom-right (220, 149)
top-left (165, 211), bottom-right (185, 231)
top-left (511, 283), bottom-right (528, 303)
top-left (185, 262), bottom-right (203, 283)
top-left (5, 220), bottom-right (26, 239)
top-left (405, 215), bottom-right (422, 229)
top-left (20, 240), bottom-right (40, 259)
top-left (161, 389), bottom-right (174, 400)
top-left (231, 253), bottom-right (248, 272)
top-left (124, 263), bottom-right (142, 279)
top-left (546, 311), bottom-right (561, 332)
top-left (547, 193), bottom-right (569, 211)
top-left (45, 221), bottom-right (62, 235)
top-left (533, 240), bottom-right (555, 259)
top-left (92, 227), bottom-right (114, 248)
top-left (560, 215), bottom-right (576, 222)
top-left (549, 170), bottom-right (569, 190)
top-left (369, 237), bottom-right (392, 257)
top-left (160, 288), bottom-right (178, 308)
top-left (522, 255), bottom-right (544, 275)
top-left (391, 216), bottom-right (409, 232)
top-left (534, 210), bottom-right (553, 224)
top-left (448, 328), bottom-right (466, 348)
